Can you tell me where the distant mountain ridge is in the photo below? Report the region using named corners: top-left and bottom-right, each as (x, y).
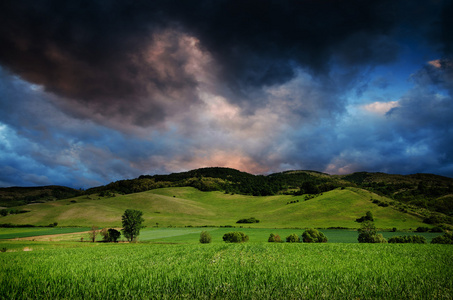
top-left (1, 167), bottom-right (452, 216)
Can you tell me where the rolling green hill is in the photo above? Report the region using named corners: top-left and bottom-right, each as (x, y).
top-left (0, 186), bottom-right (83, 208)
top-left (0, 187), bottom-right (430, 230)
top-left (1, 167), bottom-right (452, 227)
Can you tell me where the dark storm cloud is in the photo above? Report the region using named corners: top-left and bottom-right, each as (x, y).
top-left (1, 0), bottom-right (444, 125)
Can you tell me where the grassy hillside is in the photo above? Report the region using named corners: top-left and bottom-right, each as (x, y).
top-left (3, 168), bottom-right (452, 222)
top-left (0, 187), bottom-right (428, 230)
top-left (0, 186), bottom-right (83, 207)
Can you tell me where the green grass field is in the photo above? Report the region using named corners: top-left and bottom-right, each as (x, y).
top-left (0, 187), bottom-right (428, 229)
top-left (0, 242), bottom-right (451, 299)
top-left (1, 227), bottom-right (443, 244)
top-left (0, 227), bottom-right (90, 240)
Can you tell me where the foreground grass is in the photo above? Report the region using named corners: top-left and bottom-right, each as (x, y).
top-left (0, 242), bottom-right (451, 299)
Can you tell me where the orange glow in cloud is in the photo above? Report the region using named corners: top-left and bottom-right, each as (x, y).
top-left (161, 150), bottom-right (269, 175)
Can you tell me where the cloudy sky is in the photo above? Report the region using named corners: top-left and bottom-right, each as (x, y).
top-left (0, 0), bottom-right (452, 188)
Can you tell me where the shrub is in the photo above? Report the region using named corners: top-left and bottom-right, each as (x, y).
top-left (108, 228), bottom-right (121, 242)
top-left (223, 232), bottom-right (248, 243)
top-left (416, 227), bottom-right (429, 232)
top-left (356, 211), bottom-right (374, 223)
top-left (388, 235), bottom-right (427, 244)
top-left (236, 217), bottom-right (260, 224)
top-left (268, 233), bottom-right (282, 243)
top-left (430, 227), bottom-right (443, 233)
top-left (371, 234), bottom-right (388, 243)
top-left (286, 233), bottom-right (300, 243)
top-left (0, 248), bottom-right (6, 252)
top-left (431, 232), bottom-right (453, 244)
top-left (302, 228), bottom-right (328, 243)
top-left (199, 231), bottom-right (212, 244)
top-left (358, 221), bottom-right (387, 243)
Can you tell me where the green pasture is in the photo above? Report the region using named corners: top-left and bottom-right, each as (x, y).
top-left (0, 227), bottom-right (443, 244)
top-left (0, 242), bottom-right (451, 299)
top-left (0, 187), bottom-right (428, 229)
top-left (0, 227), bottom-right (90, 240)
top-left (137, 227), bottom-right (444, 244)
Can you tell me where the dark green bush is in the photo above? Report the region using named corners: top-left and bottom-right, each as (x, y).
top-left (358, 221), bottom-right (387, 243)
top-left (430, 227), bottom-right (443, 233)
top-left (388, 235), bottom-right (427, 244)
top-left (236, 217), bottom-right (260, 224)
top-left (431, 232), bottom-right (453, 244)
top-left (223, 232), bottom-right (248, 243)
top-left (416, 227), bottom-right (430, 232)
top-left (356, 211), bottom-right (374, 223)
top-left (107, 228), bottom-right (121, 242)
top-left (199, 231), bottom-right (212, 244)
top-left (302, 228), bottom-right (327, 243)
top-left (286, 233), bottom-right (300, 243)
top-left (268, 233), bottom-right (282, 243)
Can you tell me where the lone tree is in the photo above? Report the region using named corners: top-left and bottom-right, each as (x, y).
top-left (88, 226), bottom-right (98, 243)
top-left (122, 209), bottom-right (145, 242)
top-left (357, 220), bottom-right (387, 243)
top-left (199, 231), bottom-right (212, 244)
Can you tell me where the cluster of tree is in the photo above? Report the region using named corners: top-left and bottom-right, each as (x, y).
top-left (268, 233), bottom-right (282, 243)
top-left (431, 232), bottom-right (453, 244)
top-left (0, 209), bottom-right (29, 216)
top-left (356, 211), bottom-right (374, 223)
top-left (0, 186), bottom-right (83, 207)
top-left (88, 209), bottom-right (145, 243)
top-left (371, 199), bottom-right (389, 207)
top-left (357, 220), bottom-right (387, 243)
top-left (236, 217), bottom-right (260, 224)
top-left (388, 235), bottom-right (427, 244)
top-left (87, 167), bottom-right (349, 197)
top-left (100, 228), bottom-right (121, 242)
top-left (342, 172), bottom-right (453, 216)
top-left (0, 222), bottom-right (57, 228)
top-left (222, 232), bottom-right (249, 243)
top-left (416, 226), bottom-right (443, 233)
top-left (268, 229), bottom-right (328, 243)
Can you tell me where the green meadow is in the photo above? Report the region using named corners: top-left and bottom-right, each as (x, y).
top-left (0, 241), bottom-right (452, 299)
top-left (0, 185), bottom-right (451, 299)
top-left (1, 187), bottom-right (428, 230)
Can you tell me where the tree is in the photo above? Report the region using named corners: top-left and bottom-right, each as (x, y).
top-left (199, 231), bottom-right (212, 243)
top-left (108, 228), bottom-right (121, 242)
top-left (286, 233), bottom-right (300, 243)
top-left (356, 211), bottom-right (374, 223)
top-left (100, 228), bottom-right (109, 241)
top-left (357, 221), bottom-right (387, 243)
top-left (302, 228), bottom-right (328, 243)
top-left (121, 209), bottom-right (145, 242)
top-left (223, 232), bottom-right (249, 243)
top-left (88, 226), bottom-right (98, 243)
top-left (100, 228), bottom-right (121, 242)
top-left (431, 232), bottom-right (453, 244)
top-left (268, 233), bottom-right (282, 243)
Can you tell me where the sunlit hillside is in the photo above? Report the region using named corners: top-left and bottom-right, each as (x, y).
top-left (1, 187), bottom-right (428, 230)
